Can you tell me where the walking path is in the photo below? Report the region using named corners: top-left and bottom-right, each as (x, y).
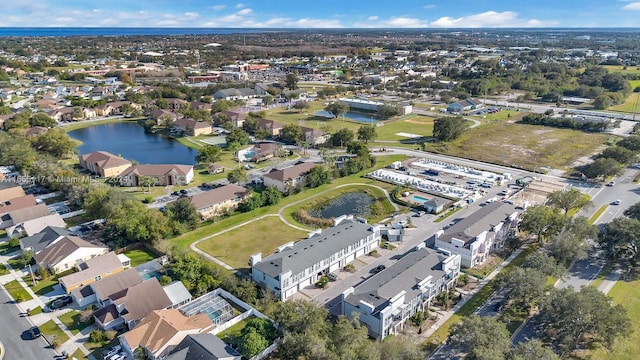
top-left (190, 182), bottom-right (399, 271)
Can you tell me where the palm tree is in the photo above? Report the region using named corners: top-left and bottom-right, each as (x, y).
top-left (227, 141), bottom-right (241, 166)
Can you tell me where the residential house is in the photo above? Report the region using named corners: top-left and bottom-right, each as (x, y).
top-left (262, 162), bottom-right (320, 193)
top-left (163, 281), bottom-right (193, 309)
top-left (251, 215), bottom-right (381, 301)
top-left (447, 98), bottom-right (483, 113)
top-left (172, 118), bottom-right (212, 136)
top-left (7, 213), bottom-right (66, 238)
top-left (189, 101), bottom-right (212, 112)
top-left (188, 184), bottom-right (247, 219)
top-left (0, 195), bottom-right (39, 219)
top-left (19, 226), bottom-right (71, 253)
top-left (71, 268), bottom-right (143, 309)
top-left (301, 126), bottom-right (329, 145)
top-left (119, 309), bottom-right (214, 360)
top-left (0, 114), bottom-right (15, 129)
top-left (47, 107), bottom-right (75, 122)
top-left (246, 143), bottom-right (279, 163)
top-left (93, 277), bottom-right (173, 330)
top-left (149, 109), bottom-right (179, 124)
top-left (341, 245), bottom-right (461, 339)
top-left (79, 151), bottom-right (132, 178)
top-left (58, 251), bottom-right (128, 294)
top-left (119, 164), bottom-right (194, 187)
top-left (33, 235), bottom-right (108, 273)
top-left (212, 88), bottom-right (256, 101)
top-left (256, 118), bottom-right (284, 137)
top-left (254, 83), bottom-right (274, 96)
top-left (220, 111), bottom-right (246, 128)
top-left (0, 203), bottom-right (51, 230)
top-left (164, 334), bottom-right (241, 360)
top-left (423, 197), bottom-right (450, 214)
top-left (0, 183), bottom-right (25, 203)
top-left (429, 202), bottom-right (519, 268)
top-left (207, 164), bottom-right (224, 175)
top-left (82, 107), bottom-right (97, 119)
top-left (380, 223), bottom-right (405, 242)
top-left (24, 126), bottom-right (49, 137)
top-left (165, 98), bottom-right (189, 112)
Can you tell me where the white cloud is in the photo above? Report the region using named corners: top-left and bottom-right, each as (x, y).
top-left (430, 11), bottom-right (557, 28)
top-left (235, 3), bottom-right (245, 8)
top-left (255, 17), bottom-right (344, 28)
top-left (210, 5), bottom-right (226, 11)
top-left (367, 16), bottom-right (379, 21)
top-left (424, 4), bottom-right (436, 9)
top-left (236, 8), bottom-right (252, 15)
top-left (354, 16), bottom-right (428, 28)
top-left (623, 2), bottom-right (640, 9)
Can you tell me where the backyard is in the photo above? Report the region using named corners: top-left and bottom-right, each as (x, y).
top-left (426, 122), bottom-right (610, 171)
top-left (123, 248), bottom-right (157, 267)
top-left (217, 315), bottom-right (256, 346)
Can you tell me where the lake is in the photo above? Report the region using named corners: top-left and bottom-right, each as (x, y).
top-left (309, 192), bottom-right (374, 219)
top-left (315, 110), bottom-right (379, 123)
top-left (68, 122), bottom-right (197, 165)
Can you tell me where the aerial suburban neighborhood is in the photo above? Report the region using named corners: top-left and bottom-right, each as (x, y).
top-left (2, 3), bottom-right (640, 360)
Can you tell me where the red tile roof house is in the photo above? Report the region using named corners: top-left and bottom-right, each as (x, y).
top-left (188, 184), bottom-right (247, 219)
top-left (79, 151), bottom-right (133, 178)
top-left (119, 164), bottom-right (194, 187)
top-left (171, 118), bottom-right (212, 136)
top-left (262, 162), bottom-right (321, 192)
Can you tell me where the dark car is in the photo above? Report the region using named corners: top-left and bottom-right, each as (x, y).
top-left (179, 189), bottom-right (188, 195)
top-left (371, 265), bottom-right (386, 274)
top-left (172, 191), bottom-right (180, 196)
top-left (51, 296), bottom-right (72, 309)
top-left (29, 326), bottom-right (41, 339)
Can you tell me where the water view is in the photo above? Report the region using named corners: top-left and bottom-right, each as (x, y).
top-left (68, 122), bottom-right (198, 165)
top-left (315, 110), bottom-right (378, 123)
top-left (309, 192), bottom-right (374, 218)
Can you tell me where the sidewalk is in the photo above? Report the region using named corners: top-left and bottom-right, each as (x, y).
top-left (597, 266), bottom-right (624, 294)
top-left (2, 261), bottom-right (95, 360)
top-left (422, 246), bottom-right (527, 339)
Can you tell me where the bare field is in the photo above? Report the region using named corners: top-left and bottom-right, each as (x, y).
top-left (427, 122), bottom-right (610, 171)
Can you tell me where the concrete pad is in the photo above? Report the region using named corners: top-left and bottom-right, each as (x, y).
top-left (395, 132), bottom-right (423, 138)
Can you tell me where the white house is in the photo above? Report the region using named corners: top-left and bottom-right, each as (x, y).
top-left (429, 202), bottom-right (519, 268)
top-left (251, 215), bottom-right (381, 301)
top-left (341, 244), bottom-right (461, 339)
top-left (33, 235), bottom-right (109, 273)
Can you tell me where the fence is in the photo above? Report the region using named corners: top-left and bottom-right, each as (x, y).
top-left (250, 341), bottom-right (279, 360)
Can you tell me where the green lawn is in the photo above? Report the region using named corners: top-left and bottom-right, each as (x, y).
top-left (610, 92), bottom-right (640, 114)
top-left (23, 276), bottom-right (58, 296)
top-left (424, 246), bottom-right (536, 351)
top-left (123, 248), bottom-right (157, 267)
top-left (0, 264), bottom-right (8, 275)
top-left (590, 274), bottom-right (640, 359)
top-left (64, 212), bottom-right (95, 227)
top-left (217, 315), bottom-right (256, 345)
top-left (196, 216), bottom-right (308, 270)
top-left (0, 241), bottom-right (18, 255)
top-left (4, 279), bottom-right (33, 302)
top-left (427, 122), bottom-right (611, 171)
top-left (39, 319), bottom-right (70, 346)
top-left (29, 306), bottom-right (43, 316)
top-left (60, 118), bottom-right (144, 132)
top-left (7, 257), bottom-right (26, 270)
top-left (375, 115), bottom-right (434, 141)
top-left (470, 110), bottom-right (523, 122)
top-left (589, 204), bottom-right (609, 224)
top-left (58, 310), bottom-right (91, 335)
top-left (170, 154), bottom-right (407, 251)
top-left (602, 65), bottom-right (640, 75)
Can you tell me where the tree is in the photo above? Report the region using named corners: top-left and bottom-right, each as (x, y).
top-left (195, 145), bottom-right (222, 164)
top-left (522, 251), bottom-right (565, 278)
top-left (242, 116), bottom-right (259, 134)
top-left (306, 166), bottom-right (330, 188)
top-left (327, 315), bottom-right (371, 360)
top-left (29, 113), bottom-right (56, 127)
top-left (330, 128), bottom-right (355, 147)
top-left (540, 287), bottom-right (630, 352)
top-left (279, 124), bottom-right (303, 144)
top-left (324, 101), bottom-right (350, 118)
top-left (510, 340), bottom-right (559, 360)
top-left (227, 167), bottom-right (248, 184)
top-left (0, 134), bottom-right (37, 170)
top-left (31, 128), bottom-right (77, 158)
top-left (618, 135), bottom-right (640, 151)
top-left (261, 186), bottom-right (281, 206)
top-left (599, 146), bottom-right (638, 164)
top-left (347, 141), bottom-right (370, 158)
top-left (72, 106), bottom-right (84, 120)
top-left (21, 249), bottom-right (34, 267)
top-left (226, 128), bottom-right (250, 146)
top-left (262, 95), bottom-right (274, 106)
top-left (593, 94), bottom-right (612, 109)
top-left (237, 328), bottom-right (268, 359)
top-left (138, 175), bottom-right (156, 193)
top-left (599, 217), bottom-right (640, 265)
top-left (211, 100), bottom-right (235, 113)
top-left (166, 197), bottom-right (200, 230)
top-left (376, 104), bottom-right (401, 119)
top-left (546, 188), bottom-right (592, 214)
top-left (273, 300), bottom-right (331, 360)
top-left (378, 334), bottom-right (426, 360)
top-left (624, 201), bottom-right (640, 220)
top-left (449, 315), bottom-right (511, 360)
top-left (285, 73), bottom-right (299, 90)
top-left (433, 116), bottom-right (470, 141)
top-left (548, 231), bottom-right (589, 265)
top-left (293, 101), bottom-right (310, 112)
top-left (357, 125), bottom-right (377, 143)
top-left (495, 267), bottom-right (549, 308)
top-left (519, 205), bottom-right (567, 243)
top-left (578, 158), bottom-right (622, 179)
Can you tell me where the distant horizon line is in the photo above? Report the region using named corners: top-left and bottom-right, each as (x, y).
top-left (1, 26), bottom-right (640, 30)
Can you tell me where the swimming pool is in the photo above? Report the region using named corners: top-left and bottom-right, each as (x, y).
top-left (411, 195), bottom-right (429, 203)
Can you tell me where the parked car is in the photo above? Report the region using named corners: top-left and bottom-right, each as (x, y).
top-left (103, 345), bottom-right (121, 360)
top-left (371, 265), bottom-right (386, 274)
top-left (29, 326), bottom-right (41, 339)
top-left (171, 191), bottom-right (180, 196)
top-left (51, 295), bottom-right (72, 310)
top-left (327, 273), bottom-right (338, 282)
top-left (179, 189), bottom-right (188, 195)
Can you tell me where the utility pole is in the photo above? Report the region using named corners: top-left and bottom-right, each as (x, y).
top-left (28, 264), bottom-right (36, 286)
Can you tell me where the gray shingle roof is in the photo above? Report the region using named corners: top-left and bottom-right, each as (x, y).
top-left (253, 218), bottom-right (375, 278)
top-left (19, 226), bottom-right (70, 253)
top-left (438, 202), bottom-right (517, 246)
top-left (166, 334), bottom-right (241, 360)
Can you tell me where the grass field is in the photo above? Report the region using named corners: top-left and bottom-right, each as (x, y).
top-left (123, 248), bottom-right (157, 267)
top-left (170, 155), bottom-right (407, 251)
top-left (39, 319), bottom-right (70, 346)
top-left (58, 310), bottom-right (91, 335)
top-left (603, 65), bottom-right (640, 75)
top-left (375, 115), bottom-right (434, 141)
top-left (610, 92), bottom-right (640, 113)
top-left (196, 216), bottom-right (308, 269)
top-left (470, 110), bottom-right (524, 122)
top-left (589, 274), bottom-right (640, 360)
top-left (4, 279), bottom-right (33, 302)
top-left (427, 122), bottom-right (610, 171)
top-left (60, 118), bottom-right (143, 132)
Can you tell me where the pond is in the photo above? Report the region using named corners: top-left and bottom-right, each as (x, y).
top-left (68, 122), bottom-right (198, 165)
top-left (309, 192), bottom-right (374, 219)
top-left (314, 110), bottom-right (379, 123)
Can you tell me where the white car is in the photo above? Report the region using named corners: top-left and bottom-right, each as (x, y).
top-left (613, 199), bottom-right (621, 205)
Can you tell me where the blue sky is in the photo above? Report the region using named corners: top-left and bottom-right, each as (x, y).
top-left (3, 1), bottom-right (640, 28)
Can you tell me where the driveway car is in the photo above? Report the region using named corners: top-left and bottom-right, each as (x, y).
top-left (51, 296), bottom-right (72, 309)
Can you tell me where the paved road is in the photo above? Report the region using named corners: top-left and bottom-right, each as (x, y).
top-left (0, 287), bottom-right (57, 360)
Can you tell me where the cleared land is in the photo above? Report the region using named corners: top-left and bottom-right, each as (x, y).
top-left (196, 216), bottom-right (308, 270)
top-left (589, 275), bottom-right (640, 360)
top-left (427, 122), bottom-right (610, 171)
